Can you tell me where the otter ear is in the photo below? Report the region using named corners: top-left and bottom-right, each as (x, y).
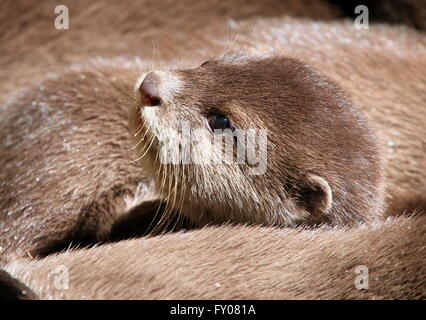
top-left (300, 174), bottom-right (333, 216)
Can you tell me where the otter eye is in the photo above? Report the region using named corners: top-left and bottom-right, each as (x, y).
top-left (200, 60), bottom-right (210, 67)
top-left (207, 115), bottom-right (231, 132)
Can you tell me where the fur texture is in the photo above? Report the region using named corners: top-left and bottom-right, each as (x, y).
top-left (0, 0), bottom-right (425, 300)
top-left (3, 213), bottom-right (425, 299)
top-left (1, 18), bottom-right (424, 257)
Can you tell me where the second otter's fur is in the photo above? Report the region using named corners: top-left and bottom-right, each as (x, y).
top-left (3, 213), bottom-right (425, 299)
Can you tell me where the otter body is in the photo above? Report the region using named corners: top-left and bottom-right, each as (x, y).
top-left (3, 213), bottom-right (425, 299)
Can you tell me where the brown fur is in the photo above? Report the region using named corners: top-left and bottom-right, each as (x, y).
top-left (0, 59), bottom-right (156, 257)
top-left (0, 0), bottom-right (345, 257)
top-left (3, 213), bottom-right (425, 299)
top-left (0, 0), bottom-right (425, 299)
top-left (226, 18), bottom-right (426, 216)
top-left (0, 0), bottom-right (341, 103)
top-left (2, 18), bottom-right (424, 257)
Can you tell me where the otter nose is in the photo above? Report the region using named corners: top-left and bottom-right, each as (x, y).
top-left (139, 72), bottom-right (162, 106)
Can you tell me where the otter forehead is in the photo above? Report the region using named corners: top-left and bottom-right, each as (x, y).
top-left (135, 54), bottom-right (343, 121)
top-left (176, 55), bottom-right (314, 92)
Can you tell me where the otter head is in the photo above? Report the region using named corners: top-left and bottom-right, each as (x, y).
top-left (129, 53), bottom-right (384, 227)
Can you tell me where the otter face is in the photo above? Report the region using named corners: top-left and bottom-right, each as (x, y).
top-left (130, 53), bottom-right (384, 227)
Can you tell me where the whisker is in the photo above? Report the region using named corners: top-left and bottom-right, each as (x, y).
top-left (172, 163), bottom-right (184, 230)
top-left (223, 19), bottom-right (234, 57)
top-left (159, 163), bottom-right (176, 233)
top-left (151, 41), bottom-right (156, 72)
top-left (235, 17), bottom-right (258, 58)
top-left (167, 162), bottom-right (181, 232)
top-left (223, 21), bottom-right (243, 60)
top-left (133, 121), bottom-right (145, 137)
top-left (152, 163), bottom-right (172, 234)
top-left (131, 124), bottom-right (150, 150)
top-left (143, 152), bottom-right (164, 235)
top-left (130, 133), bottom-right (155, 163)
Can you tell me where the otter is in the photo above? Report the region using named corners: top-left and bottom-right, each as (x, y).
top-left (0, 0), bottom-right (344, 258)
top-left (129, 54), bottom-right (384, 227)
top-left (0, 53), bottom-right (383, 258)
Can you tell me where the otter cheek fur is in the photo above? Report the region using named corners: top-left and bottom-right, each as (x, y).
top-left (130, 54), bottom-right (385, 227)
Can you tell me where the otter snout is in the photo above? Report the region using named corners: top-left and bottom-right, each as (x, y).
top-left (139, 72), bottom-right (162, 106)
